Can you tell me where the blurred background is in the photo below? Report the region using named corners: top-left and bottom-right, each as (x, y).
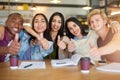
top-left (0, 0), bottom-right (120, 30)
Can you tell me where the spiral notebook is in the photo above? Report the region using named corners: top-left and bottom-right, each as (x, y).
top-left (96, 63), bottom-right (120, 73)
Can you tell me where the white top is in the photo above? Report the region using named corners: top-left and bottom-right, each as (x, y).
top-left (74, 30), bottom-right (100, 60)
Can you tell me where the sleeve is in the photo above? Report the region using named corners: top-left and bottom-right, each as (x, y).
top-left (40, 41), bottom-right (54, 57)
top-left (18, 30), bottom-right (31, 60)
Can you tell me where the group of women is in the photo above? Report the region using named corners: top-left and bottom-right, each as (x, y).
top-left (18, 12), bottom-right (93, 61)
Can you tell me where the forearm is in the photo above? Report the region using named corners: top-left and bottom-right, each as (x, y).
top-left (0, 46), bottom-right (9, 55)
top-left (99, 41), bottom-right (120, 56)
top-left (24, 26), bottom-right (39, 39)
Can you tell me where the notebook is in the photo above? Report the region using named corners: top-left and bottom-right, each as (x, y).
top-left (51, 54), bottom-right (81, 67)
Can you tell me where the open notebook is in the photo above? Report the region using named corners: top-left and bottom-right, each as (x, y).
top-left (51, 54), bottom-right (81, 67)
top-left (96, 63), bottom-right (120, 73)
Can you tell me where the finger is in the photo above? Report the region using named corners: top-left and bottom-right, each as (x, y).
top-left (14, 33), bottom-right (19, 42)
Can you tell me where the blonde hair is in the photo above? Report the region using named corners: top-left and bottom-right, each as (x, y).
top-left (87, 9), bottom-right (108, 26)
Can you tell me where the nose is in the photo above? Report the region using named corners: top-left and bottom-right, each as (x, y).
top-left (14, 23), bottom-right (19, 28)
top-left (54, 21), bottom-right (58, 26)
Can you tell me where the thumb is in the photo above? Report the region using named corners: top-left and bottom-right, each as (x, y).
top-left (40, 33), bottom-right (43, 38)
top-left (14, 33), bottom-right (19, 42)
top-left (57, 35), bottom-right (60, 44)
top-left (89, 42), bottom-right (95, 48)
top-left (38, 33), bottom-right (43, 40)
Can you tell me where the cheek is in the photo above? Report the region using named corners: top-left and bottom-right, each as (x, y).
top-left (69, 30), bottom-right (73, 34)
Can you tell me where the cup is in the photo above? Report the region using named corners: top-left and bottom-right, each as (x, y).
top-left (80, 57), bottom-right (90, 73)
top-left (9, 54), bottom-right (19, 69)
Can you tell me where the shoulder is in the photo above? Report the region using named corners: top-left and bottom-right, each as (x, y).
top-left (0, 25), bottom-right (5, 40)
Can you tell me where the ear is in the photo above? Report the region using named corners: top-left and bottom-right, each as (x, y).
top-left (104, 19), bottom-right (107, 25)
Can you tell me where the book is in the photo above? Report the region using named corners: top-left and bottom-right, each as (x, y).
top-left (51, 54), bottom-right (81, 67)
top-left (18, 61), bottom-right (46, 69)
top-left (96, 63), bottom-right (120, 73)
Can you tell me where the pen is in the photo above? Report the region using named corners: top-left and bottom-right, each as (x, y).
top-left (24, 64), bottom-right (32, 68)
top-left (98, 60), bottom-right (106, 63)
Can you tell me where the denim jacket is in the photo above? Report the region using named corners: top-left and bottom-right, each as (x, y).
top-left (18, 30), bottom-right (53, 60)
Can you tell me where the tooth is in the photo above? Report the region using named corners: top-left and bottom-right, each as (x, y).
top-left (13, 28), bottom-right (18, 31)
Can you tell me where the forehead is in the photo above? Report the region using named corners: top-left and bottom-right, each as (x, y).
top-left (35, 15), bottom-right (45, 20)
top-left (8, 14), bottom-right (23, 21)
top-left (53, 15), bottom-right (61, 20)
top-left (67, 21), bottom-right (76, 28)
top-left (90, 14), bottom-right (102, 20)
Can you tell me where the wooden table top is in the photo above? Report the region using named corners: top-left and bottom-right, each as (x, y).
top-left (0, 60), bottom-right (120, 80)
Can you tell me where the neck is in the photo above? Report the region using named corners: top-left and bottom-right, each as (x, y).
top-left (51, 31), bottom-right (58, 42)
top-left (77, 34), bottom-right (83, 39)
top-left (97, 26), bottom-right (109, 41)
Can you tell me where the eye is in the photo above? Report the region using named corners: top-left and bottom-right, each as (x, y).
top-left (73, 24), bottom-right (77, 27)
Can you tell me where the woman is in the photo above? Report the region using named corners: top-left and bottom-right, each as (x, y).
top-left (18, 13), bottom-right (53, 60)
top-left (58, 17), bottom-right (94, 59)
top-left (45, 12), bottom-right (64, 59)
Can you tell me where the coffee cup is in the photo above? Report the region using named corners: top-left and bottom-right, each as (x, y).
top-left (9, 54), bottom-right (19, 69)
top-left (80, 57), bottom-right (90, 73)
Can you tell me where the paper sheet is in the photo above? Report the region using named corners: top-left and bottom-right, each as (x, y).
top-left (18, 61), bottom-right (46, 69)
top-left (96, 63), bottom-right (120, 72)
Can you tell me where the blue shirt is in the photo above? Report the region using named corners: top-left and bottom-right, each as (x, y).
top-left (74, 36), bottom-right (87, 41)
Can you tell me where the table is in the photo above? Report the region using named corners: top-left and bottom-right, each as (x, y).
top-left (0, 60), bottom-right (120, 80)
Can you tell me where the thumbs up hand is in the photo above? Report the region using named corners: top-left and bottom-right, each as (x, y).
top-left (89, 42), bottom-right (101, 60)
top-left (8, 33), bottom-right (21, 54)
top-left (37, 33), bottom-right (50, 50)
top-left (57, 35), bottom-right (67, 50)
top-left (68, 39), bottom-right (75, 52)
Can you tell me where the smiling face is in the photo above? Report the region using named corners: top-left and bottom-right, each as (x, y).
top-left (90, 14), bottom-right (107, 32)
top-left (6, 13), bottom-right (23, 36)
top-left (51, 15), bottom-right (62, 32)
top-left (33, 15), bottom-right (47, 34)
top-left (67, 21), bottom-right (81, 37)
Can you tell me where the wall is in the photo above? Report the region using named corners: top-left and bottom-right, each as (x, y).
top-left (0, 0), bottom-right (88, 25)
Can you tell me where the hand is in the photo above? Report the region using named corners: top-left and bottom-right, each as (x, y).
top-left (57, 35), bottom-right (66, 50)
top-left (89, 42), bottom-right (101, 60)
top-left (68, 39), bottom-right (75, 52)
top-left (8, 33), bottom-right (20, 54)
top-left (110, 21), bottom-right (120, 33)
top-left (41, 38), bottom-right (50, 50)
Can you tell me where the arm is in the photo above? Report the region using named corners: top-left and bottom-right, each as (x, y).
top-left (109, 21), bottom-right (120, 33)
top-left (99, 33), bottom-right (120, 55)
top-left (89, 33), bottom-right (120, 58)
top-left (23, 26), bottom-right (39, 40)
